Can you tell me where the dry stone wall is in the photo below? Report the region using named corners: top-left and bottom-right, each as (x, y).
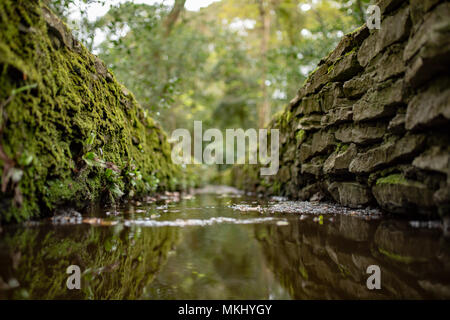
top-left (234, 0), bottom-right (450, 218)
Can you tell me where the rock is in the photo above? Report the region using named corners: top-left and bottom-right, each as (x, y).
top-left (329, 51), bottom-right (363, 82)
top-left (327, 182), bottom-right (373, 208)
top-left (319, 82), bottom-right (345, 112)
top-left (298, 183), bottom-right (323, 200)
top-left (378, 6), bottom-right (411, 52)
top-left (278, 166), bottom-right (291, 183)
top-left (301, 157), bottom-right (324, 177)
top-left (404, 3), bottom-right (450, 87)
top-left (334, 122), bottom-right (386, 145)
top-left (296, 95), bottom-right (322, 116)
top-left (434, 187), bottom-right (450, 216)
top-left (409, 0), bottom-right (442, 25)
top-left (42, 7), bottom-right (74, 50)
top-left (299, 143), bottom-right (313, 162)
top-left (311, 131), bottom-right (336, 156)
top-left (358, 6), bottom-right (411, 67)
top-left (343, 73), bottom-right (375, 99)
top-left (405, 77), bottom-right (450, 130)
top-left (376, 0), bottom-right (405, 15)
top-left (357, 33), bottom-right (378, 68)
top-left (321, 107), bottom-right (353, 127)
top-left (303, 63), bottom-right (330, 95)
top-left (413, 146), bottom-right (450, 176)
top-left (404, 3), bottom-right (450, 62)
top-left (372, 174), bottom-right (435, 213)
top-left (349, 134), bottom-right (425, 174)
top-left (323, 144), bottom-right (357, 175)
top-left (387, 113), bottom-right (406, 134)
top-left (326, 35), bottom-right (356, 64)
top-left (369, 44), bottom-right (405, 82)
top-left (296, 114), bottom-right (323, 131)
top-left (353, 79), bottom-right (404, 122)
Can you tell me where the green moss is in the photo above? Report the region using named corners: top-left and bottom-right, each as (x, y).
top-left (376, 174), bottom-right (424, 188)
top-left (335, 143), bottom-right (349, 153)
top-left (296, 129), bottom-right (306, 144)
top-left (378, 248), bottom-right (417, 264)
top-left (1, 224), bottom-right (179, 299)
top-left (0, 1), bottom-right (183, 222)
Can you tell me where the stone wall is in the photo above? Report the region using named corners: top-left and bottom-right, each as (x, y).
top-left (233, 0), bottom-right (450, 218)
top-left (0, 1), bottom-right (182, 222)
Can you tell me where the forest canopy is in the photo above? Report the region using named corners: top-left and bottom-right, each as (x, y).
top-left (47, 0), bottom-right (369, 133)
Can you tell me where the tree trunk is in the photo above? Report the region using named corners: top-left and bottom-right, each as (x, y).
top-left (258, 0), bottom-right (271, 128)
top-left (163, 0), bottom-right (186, 37)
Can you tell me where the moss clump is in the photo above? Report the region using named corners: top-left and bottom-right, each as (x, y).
top-left (335, 143), bottom-right (349, 153)
top-left (0, 1), bottom-right (183, 222)
top-left (296, 129), bottom-right (306, 144)
top-left (375, 174), bottom-right (424, 188)
top-left (378, 248), bottom-right (419, 264)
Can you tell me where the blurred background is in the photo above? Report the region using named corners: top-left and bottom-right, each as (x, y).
top-left (45, 0), bottom-right (370, 179)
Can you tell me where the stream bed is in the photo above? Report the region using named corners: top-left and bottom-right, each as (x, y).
top-left (0, 186), bottom-right (449, 299)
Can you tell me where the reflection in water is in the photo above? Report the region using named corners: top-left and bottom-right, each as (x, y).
top-left (0, 224), bottom-right (179, 299)
top-left (0, 193), bottom-right (449, 299)
top-left (256, 216), bottom-right (450, 299)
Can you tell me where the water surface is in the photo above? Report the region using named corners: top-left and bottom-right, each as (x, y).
top-left (0, 189), bottom-right (449, 299)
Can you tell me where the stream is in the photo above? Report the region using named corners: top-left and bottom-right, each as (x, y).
top-left (0, 186), bottom-right (449, 299)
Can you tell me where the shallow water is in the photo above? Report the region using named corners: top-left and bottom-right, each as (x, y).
top-left (0, 190), bottom-right (449, 299)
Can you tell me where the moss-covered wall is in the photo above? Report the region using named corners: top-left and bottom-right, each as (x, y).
top-left (0, 0), bottom-right (183, 222)
top-left (232, 0), bottom-right (450, 218)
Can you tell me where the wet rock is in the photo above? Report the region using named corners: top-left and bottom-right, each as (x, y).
top-left (405, 77), bottom-right (450, 130)
top-left (335, 122), bottom-right (387, 145)
top-left (349, 134), bottom-right (425, 174)
top-left (353, 79), bottom-right (404, 122)
top-left (323, 144), bottom-right (357, 175)
top-left (372, 175), bottom-right (435, 213)
top-left (327, 182), bottom-right (373, 208)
